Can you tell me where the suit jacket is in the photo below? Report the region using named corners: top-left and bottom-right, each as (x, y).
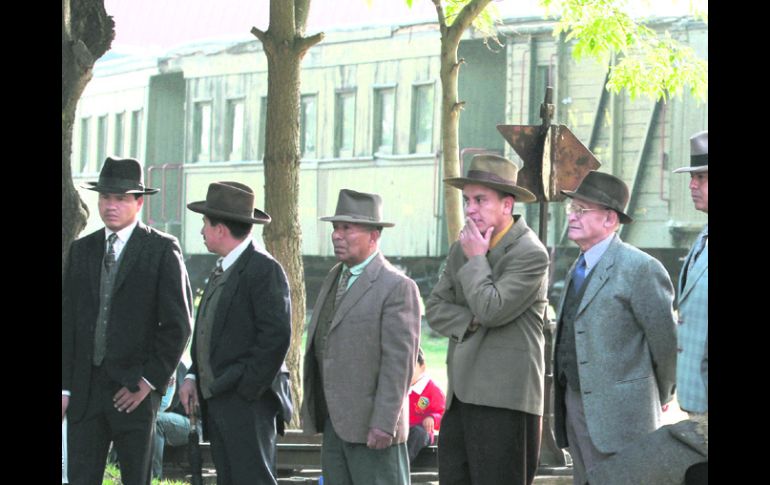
top-left (190, 241), bottom-right (292, 423)
top-left (62, 223), bottom-right (193, 422)
top-left (676, 225), bottom-right (708, 413)
top-left (301, 252), bottom-right (421, 444)
top-left (553, 234), bottom-right (678, 454)
top-left (425, 215), bottom-right (549, 416)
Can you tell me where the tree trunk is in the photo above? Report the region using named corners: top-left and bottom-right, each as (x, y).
top-left (433, 0), bottom-right (493, 244)
top-left (62, 0), bottom-right (114, 277)
top-left (253, 0), bottom-right (322, 429)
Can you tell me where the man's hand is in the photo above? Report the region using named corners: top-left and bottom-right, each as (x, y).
top-left (179, 378), bottom-right (199, 417)
top-left (62, 395), bottom-right (69, 421)
top-left (459, 217), bottom-right (493, 258)
top-left (113, 379), bottom-right (151, 414)
top-left (422, 416), bottom-right (435, 444)
top-left (366, 427), bottom-right (394, 450)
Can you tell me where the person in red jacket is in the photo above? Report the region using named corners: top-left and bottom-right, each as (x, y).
top-left (407, 347), bottom-right (446, 463)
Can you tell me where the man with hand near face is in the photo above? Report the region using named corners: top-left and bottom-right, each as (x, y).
top-left (426, 154), bottom-right (550, 485)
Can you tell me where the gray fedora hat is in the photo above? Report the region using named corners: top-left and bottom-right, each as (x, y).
top-left (320, 189), bottom-right (395, 227)
top-left (187, 181), bottom-right (271, 225)
top-left (561, 171), bottom-right (633, 224)
top-left (443, 154), bottom-right (537, 203)
top-left (81, 157), bottom-right (159, 195)
top-left (673, 130), bottom-right (708, 173)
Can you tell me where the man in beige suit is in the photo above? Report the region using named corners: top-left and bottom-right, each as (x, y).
top-left (426, 154), bottom-right (550, 485)
top-left (301, 189), bottom-right (421, 485)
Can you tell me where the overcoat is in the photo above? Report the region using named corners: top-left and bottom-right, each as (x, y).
top-left (301, 252), bottom-right (421, 444)
top-left (553, 234), bottom-right (678, 454)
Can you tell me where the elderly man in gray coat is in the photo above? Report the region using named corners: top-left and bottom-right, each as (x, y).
top-left (553, 170), bottom-right (677, 485)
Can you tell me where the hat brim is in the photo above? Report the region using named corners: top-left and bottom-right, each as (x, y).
top-left (444, 177), bottom-right (537, 203)
top-left (561, 190), bottom-right (633, 224)
top-left (319, 215), bottom-right (395, 227)
top-left (673, 165), bottom-right (708, 174)
top-left (81, 182), bottom-right (159, 195)
top-left (187, 201), bottom-right (271, 225)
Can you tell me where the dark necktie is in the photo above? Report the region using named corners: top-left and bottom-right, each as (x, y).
top-left (209, 258), bottom-right (224, 284)
top-left (335, 268), bottom-right (352, 308)
top-left (104, 233), bottom-right (118, 273)
top-left (689, 234), bottom-right (707, 271)
top-left (572, 253), bottom-right (587, 292)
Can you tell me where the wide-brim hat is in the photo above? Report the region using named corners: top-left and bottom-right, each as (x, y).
top-left (320, 189), bottom-right (395, 227)
top-left (674, 130), bottom-right (708, 173)
top-left (561, 170), bottom-right (633, 224)
top-left (81, 157), bottom-right (159, 195)
top-left (443, 154), bottom-right (537, 203)
top-left (187, 181), bottom-right (271, 225)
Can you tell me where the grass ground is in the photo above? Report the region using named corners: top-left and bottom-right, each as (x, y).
top-left (102, 463), bottom-right (188, 485)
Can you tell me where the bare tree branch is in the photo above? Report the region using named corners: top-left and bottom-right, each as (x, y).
top-left (431, 0), bottom-right (447, 35)
top-left (447, 0), bottom-right (493, 45)
top-left (296, 32), bottom-right (325, 57)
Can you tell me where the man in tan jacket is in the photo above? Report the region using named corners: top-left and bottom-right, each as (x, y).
top-left (426, 154), bottom-right (549, 485)
top-left (302, 189), bottom-right (421, 484)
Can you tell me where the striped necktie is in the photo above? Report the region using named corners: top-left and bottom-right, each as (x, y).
top-left (335, 268), bottom-right (352, 308)
top-left (104, 233), bottom-right (118, 273)
top-left (571, 253), bottom-right (587, 292)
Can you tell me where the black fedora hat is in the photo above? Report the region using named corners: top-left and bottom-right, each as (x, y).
top-left (673, 130), bottom-right (708, 174)
top-left (443, 154), bottom-right (537, 203)
top-left (320, 189), bottom-right (395, 227)
top-left (561, 171), bottom-right (633, 224)
top-left (187, 181), bottom-right (271, 225)
top-left (82, 157), bottom-right (159, 195)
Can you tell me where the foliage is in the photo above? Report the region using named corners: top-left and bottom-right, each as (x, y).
top-left (102, 463), bottom-right (190, 485)
top-left (444, 0), bottom-right (502, 46)
top-left (541, 0), bottom-right (708, 102)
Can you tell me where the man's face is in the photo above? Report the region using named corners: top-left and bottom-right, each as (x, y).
top-left (331, 222), bottom-right (377, 266)
top-left (98, 193), bottom-right (143, 232)
top-left (462, 184), bottom-right (514, 237)
top-left (689, 171), bottom-right (708, 213)
top-left (200, 216), bottom-right (221, 255)
top-left (566, 198), bottom-right (615, 251)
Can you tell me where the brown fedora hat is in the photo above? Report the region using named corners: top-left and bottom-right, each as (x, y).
top-left (443, 154), bottom-right (537, 203)
top-left (561, 171), bottom-right (633, 224)
top-left (81, 157), bottom-right (159, 195)
top-left (673, 130), bottom-right (708, 174)
top-left (320, 189), bottom-right (395, 227)
top-left (187, 181), bottom-right (271, 225)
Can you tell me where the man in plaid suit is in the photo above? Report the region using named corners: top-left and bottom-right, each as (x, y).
top-left (673, 130), bottom-right (708, 483)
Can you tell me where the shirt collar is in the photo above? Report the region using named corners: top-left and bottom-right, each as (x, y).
top-left (221, 237), bottom-right (253, 271)
top-left (343, 250), bottom-right (379, 276)
top-left (409, 373), bottom-right (431, 394)
top-left (583, 233), bottom-right (615, 273)
top-left (489, 217), bottom-right (515, 250)
top-left (105, 220), bottom-right (138, 244)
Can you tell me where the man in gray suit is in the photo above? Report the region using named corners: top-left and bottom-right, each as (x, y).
top-left (426, 154), bottom-right (549, 485)
top-left (301, 189), bottom-right (421, 485)
top-left (553, 170), bottom-right (677, 485)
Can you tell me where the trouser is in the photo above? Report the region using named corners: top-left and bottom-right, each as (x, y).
top-left (564, 387), bottom-right (613, 485)
top-left (151, 411), bottom-right (191, 478)
top-left (205, 390), bottom-right (280, 485)
top-left (67, 365), bottom-right (160, 485)
top-left (321, 416), bottom-right (410, 485)
top-left (438, 395), bottom-right (541, 485)
top-left (407, 424), bottom-right (432, 463)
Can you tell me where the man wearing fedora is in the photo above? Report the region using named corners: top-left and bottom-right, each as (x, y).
top-left (62, 157), bottom-right (193, 485)
top-left (425, 154), bottom-right (549, 485)
top-left (301, 188), bottom-right (421, 484)
top-left (178, 181), bottom-right (292, 485)
top-left (552, 170), bottom-right (677, 485)
top-left (673, 130), bottom-right (708, 483)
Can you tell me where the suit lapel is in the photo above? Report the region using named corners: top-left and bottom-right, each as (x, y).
top-left (88, 230), bottom-right (107, 302)
top-left (329, 253), bottom-right (383, 332)
top-left (487, 215), bottom-right (524, 268)
top-left (680, 245), bottom-right (707, 302)
top-left (211, 243), bottom-right (253, 353)
top-left (112, 222), bottom-right (149, 294)
top-left (307, 263), bottom-right (344, 343)
top-left (576, 235), bottom-right (619, 316)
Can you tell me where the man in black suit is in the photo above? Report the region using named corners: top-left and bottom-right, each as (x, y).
top-left (62, 157), bottom-right (193, 485)
top-left (179, 181), bottom-right (292, 485)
